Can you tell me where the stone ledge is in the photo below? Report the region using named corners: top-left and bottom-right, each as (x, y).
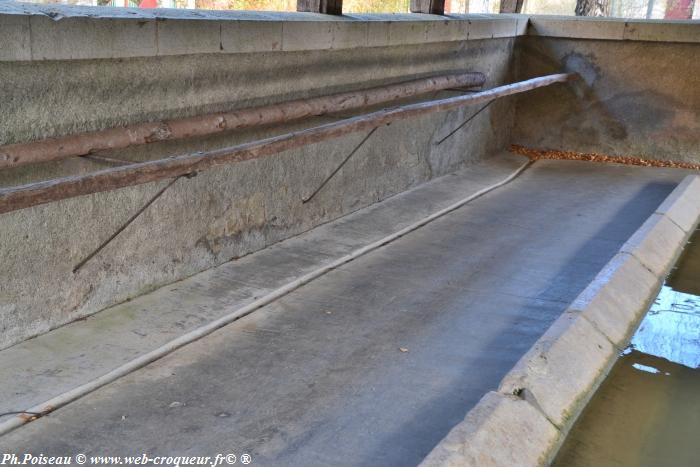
top-left (620, 213), bottom-right (686, 277)
top-left (655, 175), bottom-right (700, 233)
top-left (498, 310), bottom-right (616, 430)
top-left (528, 15), bottom-right (700, 43)
top-left (3, 3), bottom-right (697, 62)
top-left (0, 4), bottom-right (523, 61)
top-left (623, 19), bottom-right (700, 43)
top-left (567, 252), bottom-right (661, 347)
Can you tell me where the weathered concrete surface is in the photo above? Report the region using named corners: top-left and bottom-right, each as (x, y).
top-left (0, 154), bottom-right (526, 418)
top-left (0, 37), bottom-right (519, 349)
top-left (655, 175), bottom-right (700, 233)
top-left (0, 160), bottom-right (690, 466)
top-left (512, 37), bottom-right (700, 163)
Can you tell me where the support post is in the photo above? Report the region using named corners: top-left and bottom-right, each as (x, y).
top-left (297, 0), bottom-right (343, 14)
top-left (499, 0), bottom-right (524, 13)
top-left (410, 0), bottom-right (446, 14)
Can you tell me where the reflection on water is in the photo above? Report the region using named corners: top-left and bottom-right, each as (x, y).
top-left (631, 285), bottom-right (700, 369)
top-left (553, 230), bottom-right (700, 467)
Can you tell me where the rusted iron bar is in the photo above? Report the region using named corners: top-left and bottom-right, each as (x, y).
top-left (302, 126), bottom-right (380, 203)
top-left (72, 175), bottom-right (186, 273)
top-left (0, 73), bottom-right (575, 215)
top-left (0, 73), bottom-right (485, 170)
top-left (435, 100), bottom-right (495, 146)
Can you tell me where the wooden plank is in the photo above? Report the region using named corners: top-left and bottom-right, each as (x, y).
top-left (0, 73), bottom-right (575, 215)
top-left (0, 73), bottom-right (484, 170)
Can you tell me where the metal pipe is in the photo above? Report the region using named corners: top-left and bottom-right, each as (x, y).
top-left (0, 72), bottom-right (485, 170)
top-left (0, 73), bottom-right (575, 215)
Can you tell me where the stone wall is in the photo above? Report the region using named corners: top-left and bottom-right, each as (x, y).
top-left (0, 7), bottom-right (521, 349)
top-left (2, 6), bottom-right (697, 350)
top-left (512, 17), bottom-right (700, 163)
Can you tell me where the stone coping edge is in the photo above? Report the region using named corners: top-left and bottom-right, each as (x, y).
top-left (420, 174), bottom-right (700, 467)
top-left (527, 16), bottom-right (700, 44)
top-left (1, 2), bottom-right (698, 62)
top-left (0, 4), bottom-right (526, 61)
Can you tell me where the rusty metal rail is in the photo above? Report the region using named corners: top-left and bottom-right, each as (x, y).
top-left (0, 73), bottom-right (575, 215)
top-left (0, 72), bottom-right (485, 170)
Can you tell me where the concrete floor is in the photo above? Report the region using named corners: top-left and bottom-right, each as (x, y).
top-left (0, 157), bottom-right (690, 466)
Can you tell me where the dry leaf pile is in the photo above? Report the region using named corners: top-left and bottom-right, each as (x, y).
top-left (510, 145), bottom-right (700, 170)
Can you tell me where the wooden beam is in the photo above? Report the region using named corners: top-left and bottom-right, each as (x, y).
top-left (297, 0), bottom-right (343, 14)
top-left (410, 0), bottom-right (446, 14)
top-left (0, 73), bottom-right (576, 215)
top-left (499, 0), bottom-right (524, 13)
top-left (0, 73), bottom-right (485, 170)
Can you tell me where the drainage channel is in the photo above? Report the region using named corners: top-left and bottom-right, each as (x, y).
top-left (553, 228), bottom-right (700, 467)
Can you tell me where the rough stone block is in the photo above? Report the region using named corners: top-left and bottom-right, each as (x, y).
top-left (655, 175), bottom-right (700, 233)
top-left (568, 253), bottom-right (660, 347)
top-left (331, 21), bottom-right (368, 49)
top-left (0, 14), bottom-right (30, 61)
top-left (425, 20), bottom-right (467, 43)
top-left (621, 213), bottom-right (686, 277)
top-left (515, 16), bottom-right (529, 36)
top-left (388, 21), bottom-right (428, 46)
top-left (498, 310), bottom-right (616, 429)
top-left (221, 20), bottom-right (282, 53)
top-left (492, 18), bottom-right (518, 38)
top-left (527, 16), bottom-right (625, 40)
top-left (468, 18), bottom-right (495, 40)
top-left (157, 18), bottom-right (221, 56)
top-left (468, 18), bottom-right (517, 40)
top-left (282, 21), bottom-right (333, 51)
top-left (366, 21), bottom-right (390, 47)
top-left (623, 20), bottom-right (700, 43)
top-left (30, 16), bottom-right (157, 60)
top-left (420, 392), bottom-right (559, 467)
